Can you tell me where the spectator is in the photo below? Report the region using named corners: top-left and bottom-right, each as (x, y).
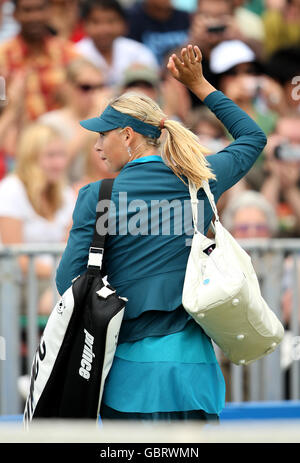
top-left (172, 0), bottom-right (197, 13)
top-left (119, 63), bottom-right (161, 101)
top-left (0, 0), bottom-right (80, 121)
top-left (120, 63), bottom-right (192, 123)
top-left (188, 0), bottom-right (264, 107)
top-left (188, 106), bottom-right (229, 154)
top-left (75, 0), bottom-right (158, 86)
top-left (0, 123), bottom-right (76, 314)
top-left (263, 0), bottom-right (300, 57)
top-left (209, 40), bottom-right (289, 194)
top-left (159, 68), bottom-right (192, 123)
top-left (209, 40), bottom-right (286, 128)
top-left (244, 0), bottom-right (265, 16)
top-left (47, 0), bottom-right (85, 42)
top-left (0, 69), bottom-right (26, 176)
top-left (222, 190), bottom-right (278, 239)
top-left (233, 0), bottom-right (265, 43)
top-left (0, 0), bottom-right (20, 43)
top-left (189, 0), bottom-right (264, 77)
top-left (264, 46), bottom-right (300, 115)
top-left (261, 115), bottom-right (300, 237)
top-left (38, 57), bottom-right (113, 183)
top-left (265, 0), bottom-right (286, 8)
top-left (126, 0), bottom-right (191, 65)
top-left (221, 184), bottom-right (299, 396)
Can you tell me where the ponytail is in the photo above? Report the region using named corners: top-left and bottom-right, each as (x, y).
top-left (162, 119), bottom-right (216, 188)
top-left (109, 91), bottom-right (216, 187)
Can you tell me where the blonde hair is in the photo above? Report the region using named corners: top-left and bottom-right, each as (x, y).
top-left (109, 91), bottom-right (216, 188)
top-left (15, 124), bottom-right (65, 219)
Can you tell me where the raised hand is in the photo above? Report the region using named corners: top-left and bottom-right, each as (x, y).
top-left (167, 44), bottom-right (204, 91)
top-left (167, 44), bottom-right (216, 101)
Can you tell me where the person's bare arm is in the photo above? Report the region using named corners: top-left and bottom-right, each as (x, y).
top-left (260, 174), bottom-right (280, 209)
top-left (0, 216), bottom-right (53, 279)
top-left (261, 134), bottom-right (300, 228)
top-left (284, 186), bottom-right (300, 228)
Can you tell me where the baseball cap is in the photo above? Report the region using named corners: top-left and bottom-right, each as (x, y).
top-left (209, 40), bottom-right (256, 74)
top-left (121, 65), bottom-right (160, 88)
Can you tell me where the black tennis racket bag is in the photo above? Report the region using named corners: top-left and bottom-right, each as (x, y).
top-left (24, 179), bottom-right (126, 425)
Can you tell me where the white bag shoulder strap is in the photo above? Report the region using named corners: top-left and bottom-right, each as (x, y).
top-left (201, 180), bottom-right (220, 222)
top-left (188, 179), bottom-right (219, 233)
top-left (188, 180), bottom-right (200, 233)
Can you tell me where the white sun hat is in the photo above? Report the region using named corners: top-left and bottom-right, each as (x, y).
top-left (209, 40), bottom-right (256, 74)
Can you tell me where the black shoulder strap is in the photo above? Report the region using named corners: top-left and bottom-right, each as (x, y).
top-left (87, 178), bottom-right (114, 272)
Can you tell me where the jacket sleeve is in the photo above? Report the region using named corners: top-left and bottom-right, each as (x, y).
top-left (55, 181), bottom-right (101, 296)
top-left (202, 91), bottom-right (267, 200)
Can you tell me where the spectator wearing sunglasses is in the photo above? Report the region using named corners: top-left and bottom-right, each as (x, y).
top-left (38, 57), bottom-right (113, 183)
top-left (222, 190), bottom-right (278, 239)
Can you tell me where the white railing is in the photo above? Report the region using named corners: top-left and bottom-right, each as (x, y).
top-left (0, 240), bottom-right (299, 415)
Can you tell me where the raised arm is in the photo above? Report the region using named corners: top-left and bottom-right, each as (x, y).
top-left (167, 45), bottom-right (267, 199)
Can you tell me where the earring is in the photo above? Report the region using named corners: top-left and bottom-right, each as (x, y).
top-left (128, 147), bottom-right (132, 158)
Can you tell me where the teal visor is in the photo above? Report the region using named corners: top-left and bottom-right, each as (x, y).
top-left (80, 105), bottom-right (161, 139)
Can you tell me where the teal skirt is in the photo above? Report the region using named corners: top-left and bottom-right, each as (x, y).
top-left (100, 403), bottom-right (219, 422)
top-left (102, 320), bottom-right (225, 418)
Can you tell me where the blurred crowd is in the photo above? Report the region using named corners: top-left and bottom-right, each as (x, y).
top-left (0, 0), bottom-right (300, 333)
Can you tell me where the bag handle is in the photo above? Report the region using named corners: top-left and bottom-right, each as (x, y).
top-left (87, 178), bottom-right (114, 272)
top-left (201, 180), bottom-right (220, 222)
top-left (187, 180), bottom-right (200, 233)
top-left (188, 179), bottom-right (219, 233)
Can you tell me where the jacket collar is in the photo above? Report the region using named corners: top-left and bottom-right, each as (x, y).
top-left (126, 155), bottom-right (164, 166)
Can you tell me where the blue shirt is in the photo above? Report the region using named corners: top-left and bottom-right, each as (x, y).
top-left (126, 3), bottom-right (191, 64)
top-left (56, 91), bottom-right (267, 415)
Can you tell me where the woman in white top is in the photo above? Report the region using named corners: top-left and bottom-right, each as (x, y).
top-left (0, 123), bottom-right (76, 314)
top-left (75, 0), bottom-right (158, 86)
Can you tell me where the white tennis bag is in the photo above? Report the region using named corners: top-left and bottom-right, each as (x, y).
top-left (182, 180), bottom-right (284, 365)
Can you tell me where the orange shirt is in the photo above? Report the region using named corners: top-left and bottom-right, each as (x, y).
top-left (0, 34), bottom-right (80, 120)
